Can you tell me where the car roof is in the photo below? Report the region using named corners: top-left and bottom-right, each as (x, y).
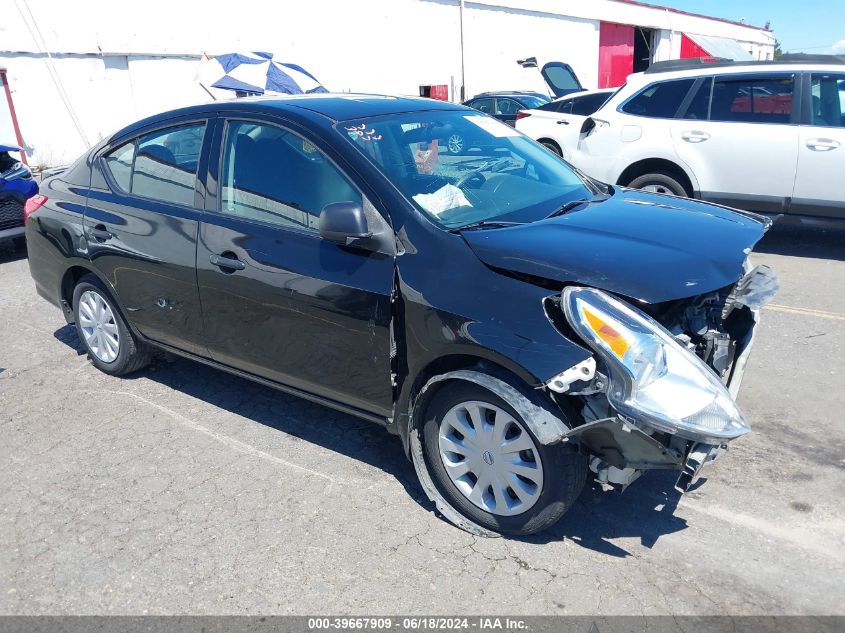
top-left (632, 57), bottom-right (845, 85)
top-left (112, 93), bottom-right (464, 141)
top-left (470, 91), bottom-right (547, 99)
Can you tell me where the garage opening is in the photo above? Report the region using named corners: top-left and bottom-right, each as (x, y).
top-left (633, 27), bottom-right (656, 73)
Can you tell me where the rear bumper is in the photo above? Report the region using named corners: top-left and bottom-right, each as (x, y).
top-left (0, 225), bottom-right (25, 240)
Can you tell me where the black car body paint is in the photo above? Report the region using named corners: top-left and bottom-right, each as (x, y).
top-left (26, 96), bottom-right (773, 532)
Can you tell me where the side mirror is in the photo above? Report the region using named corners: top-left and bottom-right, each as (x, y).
top-left (319, 201), bottom-right (373, 246)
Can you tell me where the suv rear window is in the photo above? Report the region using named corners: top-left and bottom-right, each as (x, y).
top-left (621, 79), bottom-right (695, 119)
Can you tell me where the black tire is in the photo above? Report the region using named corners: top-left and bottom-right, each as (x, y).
top-left (12, 236), bottom-right (26, 250)
top-left (540, 140), bottom-right (562, 156)
top-left (627, 171), bottom-right (690, 197)
top-left (72, 274), bottom-right (153, 376)
top-left (420, 380), bottom-right (587, 535)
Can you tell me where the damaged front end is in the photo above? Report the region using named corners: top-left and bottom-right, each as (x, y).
top-left (544, 264), bottom-right (778, 492)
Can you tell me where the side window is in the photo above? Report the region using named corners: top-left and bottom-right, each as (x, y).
top-left (471, 98), bottom-right (494, 114)
top-left (683, 79), bottom-right (713, 120)
top-left (495, 99), bottom-right (521, 115)
top-left (131, 123), bottom-right (206, 205)
top-left (709, 75), bottom-right (794, 124)
top-left (219, 120), bottom-right (361, 231)
top-left (809, 74), bottom-right (845, 128)
top-left (621, 79), bottom-right (695, 119)
top-left (557, 99), bottom-right (574, 114)
top-left (570, 92), bottom-right (610, 116)
top-left (537, 100), bottom-right (569, 113)
top-left (103, 142), bottom-right (135, 191)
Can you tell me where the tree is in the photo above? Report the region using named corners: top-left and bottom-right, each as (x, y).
top-left (773, 39), bottom-right (783, 59)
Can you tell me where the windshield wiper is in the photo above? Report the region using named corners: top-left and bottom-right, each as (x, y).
top-left (449, 220), bottom-right (524, 233)
top-left (545, 193), bottom-right (612, 219)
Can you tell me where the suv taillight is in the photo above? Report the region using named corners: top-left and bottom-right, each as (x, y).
top-left (24, 194), bottom-right (47, 223)
top-left (516, 110), bottom-right (531, 120)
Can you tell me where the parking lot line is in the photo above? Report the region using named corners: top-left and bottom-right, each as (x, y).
top-left (766, 304), bottom-right (845, 322)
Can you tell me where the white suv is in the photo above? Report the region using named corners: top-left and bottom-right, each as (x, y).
top-left (569, 55), bottom-right (845, 222)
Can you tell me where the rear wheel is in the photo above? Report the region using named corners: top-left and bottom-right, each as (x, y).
top-left (72, 274), bottom-right (152, 376)
top-left (627, 171), bottom-right (690, 197)
top-left (539, 139), bottom-right (562, 156)
top-left (420, 380), bottom-right (586, 535)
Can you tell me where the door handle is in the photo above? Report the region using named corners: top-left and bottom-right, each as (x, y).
top-left (90, 225), bottom-right (113, 241)
top-left (681, 131), bottom-right (710, 143)
top-left (557, 119), bottom-right (570, 125)
top-left (210, 253), bottom-right (245, 271)
top-left (806, 138), bottom-right (840, 151)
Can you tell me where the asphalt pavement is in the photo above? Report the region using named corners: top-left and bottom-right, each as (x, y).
top-left (1, 223), bottom-right (843, 615)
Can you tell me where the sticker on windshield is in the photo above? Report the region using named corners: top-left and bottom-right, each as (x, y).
top-left (463, 115), bottom-right (520, 137)
top-left (345, 123), bottom-right (382, 141)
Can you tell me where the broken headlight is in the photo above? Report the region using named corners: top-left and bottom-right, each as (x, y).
top-left (562, 286), bottom-right (749, 443)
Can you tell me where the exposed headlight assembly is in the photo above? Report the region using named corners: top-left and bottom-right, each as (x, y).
top-left (562, 287), bottom-right (749, 443)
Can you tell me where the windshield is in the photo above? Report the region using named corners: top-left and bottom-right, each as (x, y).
top-left (336, 110), bottom-right (593, 229)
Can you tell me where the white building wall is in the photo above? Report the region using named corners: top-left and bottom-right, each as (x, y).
top-left (0, 0), bottom-right (774, 166)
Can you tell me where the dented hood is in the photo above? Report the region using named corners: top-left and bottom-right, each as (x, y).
top-left (461, 190), bottom-right (770, 304)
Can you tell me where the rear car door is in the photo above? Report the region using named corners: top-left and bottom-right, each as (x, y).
top-left (672, 73), bottom-right (800, 213)
top-left (86, 117), bottom-right (211, 355)
top-left (196, 116), bottom-right (395, 417)
top-left (791, 72), bottom-right (845, 218)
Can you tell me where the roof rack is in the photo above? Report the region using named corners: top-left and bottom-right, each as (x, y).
top-left (645, 54), bottom-right (845, 74)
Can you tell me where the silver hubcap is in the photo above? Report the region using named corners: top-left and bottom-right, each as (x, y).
top-left (447, 134), bottom-right (464, 153)
top-left (640, 183), bottom-right (675, 195)
top-left (438, 400), bottom-right (544, 516)
top-left (78, 290), bottom-right (120, 363)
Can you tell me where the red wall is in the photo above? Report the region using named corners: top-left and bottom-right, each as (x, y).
top-left (680, 34), bottom-right (712, 58)
top-left (598, 22), bottom-right (634, 88)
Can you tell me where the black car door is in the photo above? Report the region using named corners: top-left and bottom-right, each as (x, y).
top-left (85, 117), bottom-right (213, 356)
top-left (196, 116), bottom-right (395, 417)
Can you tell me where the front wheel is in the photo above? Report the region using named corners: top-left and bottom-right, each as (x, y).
top-left (420, 380), bottom-right (587, 535)
top-left (72, 274), bottom-right (152, 376)
top-left (627, 171), bottom-right (689, 197)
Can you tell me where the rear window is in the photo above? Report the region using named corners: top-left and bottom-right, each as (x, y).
top-left (621, 79), bottom-right (695, 119)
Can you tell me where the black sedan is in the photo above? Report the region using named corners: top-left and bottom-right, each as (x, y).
top-left (26, 95), bottom-right (777, 535)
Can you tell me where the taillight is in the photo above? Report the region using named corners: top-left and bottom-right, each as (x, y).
top-left (516, 110), bottom-right (531, 121)
top-left (24, 194), bottom-right (47, 223)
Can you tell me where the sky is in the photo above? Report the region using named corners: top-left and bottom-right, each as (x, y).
top-left (654, 1), bottom-right (845, 54)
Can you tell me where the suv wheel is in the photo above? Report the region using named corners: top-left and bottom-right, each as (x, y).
top-left (72, 274), bottom-right (152, 376)
top-left (420, 380), bottom-right (587, 535)
top-left (628, 171), bottom-right (689, 197)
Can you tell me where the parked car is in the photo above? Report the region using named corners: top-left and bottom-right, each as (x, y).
top-left (0, 143), bottom-right (38, 247)
top-left (442, 91), bottom-right (550, 154)
top-left (515, 88), bottom-right (615, 158)
top-left (27, 95), bottom-right (778, 535)
top-left (570, 55), bottom-right (845, 223)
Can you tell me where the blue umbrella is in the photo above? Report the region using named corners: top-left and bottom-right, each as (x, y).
top-left (196, 52), bottom-right (328, 96)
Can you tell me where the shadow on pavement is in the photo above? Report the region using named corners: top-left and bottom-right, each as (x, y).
top-left (0, 239), bottom-right (27, 264)
top-left (54, 323), bottom-right (690, 555)
top-left (755, 222), bottom-right (845, 261)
